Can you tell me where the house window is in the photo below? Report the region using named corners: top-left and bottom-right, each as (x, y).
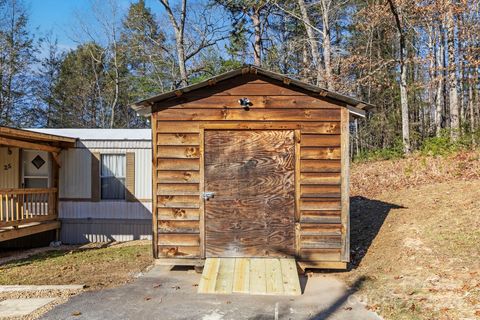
top-left (100, 154), bottom-right (126, 200)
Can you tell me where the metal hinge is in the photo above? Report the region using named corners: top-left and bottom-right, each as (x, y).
top-left (202, 191), bottom-right (215, 200)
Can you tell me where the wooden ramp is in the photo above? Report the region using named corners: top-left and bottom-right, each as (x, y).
top-left (198, 258), bottom-right (301, 296)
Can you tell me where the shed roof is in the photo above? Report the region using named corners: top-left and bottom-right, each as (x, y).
top-left (27, 129), bottom-right (151, 141)
top-left (131, 65), bottom-right (374, 117)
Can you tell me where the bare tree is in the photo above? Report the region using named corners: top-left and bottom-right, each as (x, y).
top-left (159, 0), bottom-right (229, 86)
top-left (446, 0), bottom-right (460, 139)
top-left (387, 0), bottom-right (410, 153)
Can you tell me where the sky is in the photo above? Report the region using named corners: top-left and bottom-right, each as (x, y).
top-left (26, 0), bottom-right (165, 53)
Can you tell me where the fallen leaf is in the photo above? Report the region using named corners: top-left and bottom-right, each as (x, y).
top-left (71, 311), bottom-right (82, 316)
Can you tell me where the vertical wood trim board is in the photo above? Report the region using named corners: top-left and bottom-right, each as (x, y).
top-left (126, 152), bottom-right (136, 202)
top-left (199, 128), bottom-right (205, 258)
top-left (340, 108), bottom-right (350, 262)
top-left (151, 113), bottom-right (159, 258)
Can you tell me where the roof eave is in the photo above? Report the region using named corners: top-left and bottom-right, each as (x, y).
top-left (131, 65), bottom-right (373, 117)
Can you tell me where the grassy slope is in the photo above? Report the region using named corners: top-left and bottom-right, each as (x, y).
top-left (334, 151), bottom-right (480, 320)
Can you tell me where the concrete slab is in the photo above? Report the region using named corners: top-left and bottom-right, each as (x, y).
top-left (40, 266), bottom-right (381, 320)
top-left (0, 298), bottom-right (56, 317)
top-left (0, 285), bottom-right (84, 293)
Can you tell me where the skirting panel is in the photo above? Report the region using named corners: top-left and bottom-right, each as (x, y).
top-left (60, 218), bottom-right (152, 244)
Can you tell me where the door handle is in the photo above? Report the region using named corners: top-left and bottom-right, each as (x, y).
top-left (202, 192), bottom-right (215, 200)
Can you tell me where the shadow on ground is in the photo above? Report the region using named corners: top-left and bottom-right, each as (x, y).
top-left (349, 196), bottom-right (405, 270)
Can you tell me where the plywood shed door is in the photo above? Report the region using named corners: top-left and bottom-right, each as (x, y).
top-left (204, 130), bottom-right (296, 258)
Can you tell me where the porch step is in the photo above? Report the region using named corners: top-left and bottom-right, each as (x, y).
top-left (198, 258), bottom-right (301, 296)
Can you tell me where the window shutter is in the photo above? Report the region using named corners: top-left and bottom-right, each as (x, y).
top-left (126, 152), bottom-right (136, 202)
top-left (91, 152), bottom-right (100, 202)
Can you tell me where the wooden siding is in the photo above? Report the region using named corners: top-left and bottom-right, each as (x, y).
top-left (153, 75), bottom-right (348, 263)
top-left (0, 147), bottom-right (19, 189)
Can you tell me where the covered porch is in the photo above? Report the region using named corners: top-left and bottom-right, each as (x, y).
top-left (0, 127), bottom-right (76, 243)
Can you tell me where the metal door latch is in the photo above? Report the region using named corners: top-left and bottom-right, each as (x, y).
top-left (202, 192), bottom-right (215, 200)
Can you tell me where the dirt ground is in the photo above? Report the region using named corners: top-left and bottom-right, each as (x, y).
top-left (329, 179), bottom-right (480, 320)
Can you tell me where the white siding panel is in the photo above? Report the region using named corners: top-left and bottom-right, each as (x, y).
top-left (135, 148), bottom-right (152, 199)
top-left (78, 140), bottom-right (151, 149)
top-left (59, 201), bottom-right (152, 219)
top-left (59, 149), bottom-right (91, 198)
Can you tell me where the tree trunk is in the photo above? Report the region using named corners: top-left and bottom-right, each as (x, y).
top-left (446, 0), bottom-right (460, 139)
top-left (320, 0), bottom-right (334, 90)
top-left (251, 9), bottom-right (262, 67)
top-left (387, 0), bottom-right (410, 154)
top-left (160, 0), bottom-right (188, 87)
top-left (297, 0), bottom-right (324, 86)
top-left (435, 25), bottom-right (445, 136)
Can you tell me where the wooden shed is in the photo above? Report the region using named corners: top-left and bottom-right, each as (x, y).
top-left (132, 65), bottom-right (371, 270)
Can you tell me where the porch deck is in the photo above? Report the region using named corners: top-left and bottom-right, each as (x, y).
top-left (0, 188), bottom-right (60, 242)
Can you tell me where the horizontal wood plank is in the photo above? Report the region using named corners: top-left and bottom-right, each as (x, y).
top-left (158, 245), bottom-right (200, 258)
top-left (157, 195), bottom-right (200, 208)
top-left (163, 95), bottom-right (341, 109)
top-left (301, 134), bottom-right (341, 147)
top-left (156, 121), bottom-right (340, 134)
top-left (157, 170), bottom-right (200, 183)
top-left (157, 146), bottom-right (200, 159)
top-left (158, 220), bottom-right (200, 234)
top-left (157, 208), bottom-right (200, 220)
top-left (300, 210), bottom-right (341, 224)
top-left (301, 224), bottom-right (342, 235)
top-left (301, 147), bottom-right (341, 160)
top-left (300, 172), bottom-right (341, 184)
top-left (157, 133), bottom-right (200, 145)
top-left (300, 199), bottom-right (341, 211)
top-left (300, 185), bottom-right (341, 198)
top-left (157, 159), bottom-right (200, 171)
top-left (156, 109), bottom-right (341, 122)
top-left (158, 234), bottom-right (200, 246)
top-left (301, 160), bottom-right (341, 173)
top-left (299, 249), bottom-right (341, 261)
top-left (301, 235), bottom-right (342, 249)
top-left (157, 183), bottom-right (199, 195)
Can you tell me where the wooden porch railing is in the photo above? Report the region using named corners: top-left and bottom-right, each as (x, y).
top-left (0, 188), bottom-right (58, 228)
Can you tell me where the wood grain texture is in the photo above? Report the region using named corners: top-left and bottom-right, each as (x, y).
top-left (158, 208), bottom-right (200, 220)
top-left (301, 147), bottom-right (341, 160)
top-left (204, 130), bottom-right (296, 258)
top-left (162, 95), bottom-right (341, 109)
top-left (157, 183), bottom-right (199, 195)
top-left (157, 109), bottom-right (340, 122)
top-left (152, 74), bottom-right (350, 265)
top-left (157, 159), bottom-right (199, 171)
top-left (158, 245), bottom-right (200, 258)
top-left (301, 134), bottom-right (341, 147)
top-left (125, 152), bottom-right (136, 202)
top-left (157, 146), bottom-right (200, 159)
top-left (340, 108), bottom-right (350, 262)
top-left (157, 133), bottom-right (200, 145)
top-left (157, 170), bottom-right (200, 183)
top-left (158, 220), bottom-right (199, 233)
top-left (157, 121), bottom-right (341, 134)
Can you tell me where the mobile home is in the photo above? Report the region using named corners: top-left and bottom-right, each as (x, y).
top-left (0, 128), bottom-right (153, 245)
